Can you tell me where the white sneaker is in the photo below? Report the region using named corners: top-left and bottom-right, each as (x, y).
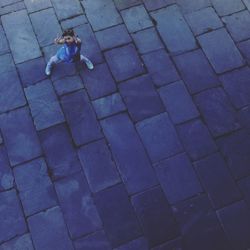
top-left (45, 64), bottom-right (52, 76)
top-left (85, 60), bottom-right (94, 70)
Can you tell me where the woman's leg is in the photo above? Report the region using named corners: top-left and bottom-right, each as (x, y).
top-left (80, 54), bottom-right (94, 70)
top-left (45, 55), bottom-right (62, 76)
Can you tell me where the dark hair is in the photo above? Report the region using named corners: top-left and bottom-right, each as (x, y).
top-left (62, 29), bottom-right (75, 37)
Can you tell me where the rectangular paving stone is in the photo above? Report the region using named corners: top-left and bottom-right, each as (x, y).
top-left (24, 0), bottom-right (52, 13)
top-left (0, 107), bottom-right (42, 166)
top-left (217, 200), bottom-right (250, 250)
top-left (238, 39), bottom-right (250, 64)
top-left (177, 0), bottom-right (211, 13)
top-left (51, 0), bottom-right (83, 20)
top-left (222, 10), bottom-right (250, 42)
top-left (80, 63), bottom-right (116, 100)
top-left (132, 186), bottom-right (179, 247)
top-left (0, 0), bottom-right (20, 7)
top-left (185, 7), bottom-right (223, 35)
top-left (30, 8), bottom-right (62, 47)
top-left (0, 190), bottom-right (27, 244)
top-left (61, 15), bottom-right (87, 30)
top-left (24, 80), bottom-right (65, 131)
top-left (74, 24), bottom-right (103, 64)
top-left (136, 113), bottom-right (183, 162)
top-left (82, 0), bottom-right (122, 31)
top-left (177, 119), bottom-right (217, 161)
top-left (1, 10), bottom-right (41, 64)
top-left (28, 206), bottom-right (74, 250)
top-left (238, 106), bottom-right (250, 132)
top-left (142, 49), bottom-right (180, 87)
top-left (159, 80), bottom-right (199, 124)
top-left (156, 153), bottom-right (202, 204)
top-left (0, 25), bottom-right (9, 55)
top-left (95, 24), bottom-right (132, 51)
top-left (53, 75), bottom-right (84, 96)
top-left (13, 158), bottom-right (57, 216)
top-left (0, 2), bottom-right (26, 16)
top-left (104, 44), bottom-right (145, 82)
top-left (211, 0), bottom-right (245, 16)
top-left (143, 0), bottom-right (175, 11)
top-left (0, 53), bottom-right (15, 74)
top-left (0, 69), bottom-right (26, 114)
top-left (238, 176), bottom-right (250, 208)
top-left (132, 27), bottom-right (164, 54)
top-left (17, 57), bottom-right (47, 87)
top-left (101, 114), bottom-right (158, 194)
top-left (194, 88), bottom-right (240, 137)
top-left (173, 195), bottom-right (231, 250)
top-left (217, 130), bottom-right (250, 179)
top-left (54, 172), bottom-right (102, 239)
top-left (61, 90), bottom-right (103, 145)
top-left (39, 124), bottom-right (82, 179)
top-left (151, 5), bottom-right (196, 54)
top-left (0, 234), bottom-right (34, 250)
top-left (114, 0), bottom-right (142, 10)
top-left (198, 28), bottom-right (245, 73)
top-left (74, 230), bottom-right (111, 250)
top-left (78, 139), bottom-right (120, 193)
top-left (121, 5), bottom-right (153, 33)
top-left (115, 237), bottom-right (148, 250)
top-left (92, 93), bottom-right (126, 119)
top-left (94, 184), bottom-right (142, 248)
top-left (0, 146), bottom-right (14, 191)
top-left (151, 237), bottom-right (183, 250)
top-left (173, 49), bottom-right (219, 94)
top-left (119, 75), bottom-right (165, 122)
top-left (219, 67), bottom-right (250, 109)
top-left (194, 153), bottom-right (242, 209)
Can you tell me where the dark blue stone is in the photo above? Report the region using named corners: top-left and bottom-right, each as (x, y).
top-left (28, 207), bottom-right (74, 250)
top-left (54, 172), bottom-right (102, 238)
top-left (132, 27), bottom-right (163, 54)
top-left (80, 63), bottom-right (116, 100)
top-left (95, 24), bottom-right (132, 50)
top-left (0, 25), bottom-right (9, 55)
top-left (0, 189), bottom-right (27, 244)
top-left (194, 153), bottom-right (242, 209)
top-left (219, 67), bottom-right (250, 109)
top-left (211, 0), bottom-right (245, 16)
top-left (119, 75), bottom-right (165, 122)
top-left (13, 158), bottom-right (57, 216)
top-left (217, 130), bottom-right (250, 179)
top-left (173, 49), bottom-right (219, 94)
top-left (238, 106), bottom-right (250, 131)
top-left (78, 139), bottom-right (120, 193)
top-left (74, 24), bottom-right (103, 64)
top-left (92, 93), bottom-right (126, 119)
top-left (177, 119), bottom-right (217, 160)
top-left (194, 88), bottom-right (240, 137)
top-left (238, 176), bottom-right (250, 208)
top-left (132, 186), bottom-right (180, 247)
top-left (115, 237), bottom-right (148, 250)
top-left (136, 113), bottom-right (183, 162)
top-left (0, 234), bottom-right (33, 250)
top-left (0, 145), bottom-right (13, 191)
top-left (217, 200), bottom-right (250, 250)
top-left (17, 57), bottom-right (47, 87)
top-left (197, 28), bottom-right (244, 73)
top-left (0, 107), bottom-right (42, 166)
top-left (173, 195), bottom-right (231, 250)
top-left (53, 75), bottom-right (84, 96)
top-left (105, 44), bottom-right (145, 82)
top-left (39, 123), bottom-right (82, 179)
top-left (143, 0), bottom-right (174, 11)
top-left (61, 90), bottom-right (103, 146)
top-left (0, 70), bottom-right (26, 113)
top-left (185, 7), bottom-right (223, 35)
top-left (238, 39), bottom-right (250, 64)
top-left (177, 0), bottom-right (210, 13)
top-left (94, 184), bottom-right (141, 248)
top-left (159, 80), bottom-right (199, 124)
top-left (151, 5), bottom-right (196, 54)
top-left (101, 114), bottom-right (158, 194)
top-left (121, 5), bottom-right (153, 33)
top-left (156, 153), bottom-right (202, 204)
top-left (151, 237), bottom-right (183, 250)
top-left (114, 0), bottom-right (142, 10)
top-left (142, 49), bottom-right (180, 87)
top-left (74, 230), bottom-right (112, 250)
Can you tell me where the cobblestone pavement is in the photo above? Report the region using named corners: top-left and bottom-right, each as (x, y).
top-left (1, 0), bottom-right (250, 249)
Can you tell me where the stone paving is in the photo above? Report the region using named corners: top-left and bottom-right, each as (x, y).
top-left (1, 0), bottom-right (250, 249)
